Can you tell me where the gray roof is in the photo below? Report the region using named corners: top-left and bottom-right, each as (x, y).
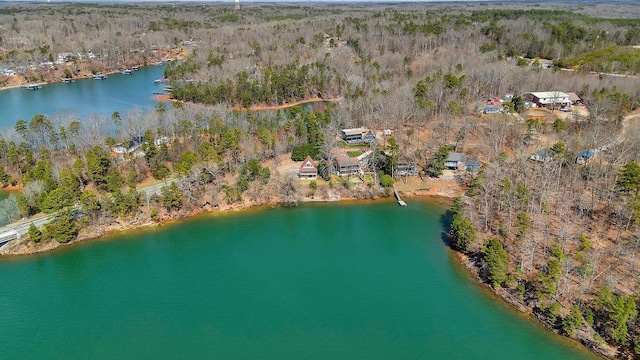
top-left (466, 158), bottom-right (481, 166)
top-left (446, 152), bottom-right (466, 162)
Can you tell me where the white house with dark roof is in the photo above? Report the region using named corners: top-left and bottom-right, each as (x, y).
top-left (524, 91), bottom-right (570, 109)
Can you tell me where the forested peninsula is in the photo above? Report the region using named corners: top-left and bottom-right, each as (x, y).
top-left (2, 2), bottom-right (640, 358)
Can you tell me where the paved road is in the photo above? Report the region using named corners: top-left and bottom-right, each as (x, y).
top-left (0, 178), bottom-right (178, 242)
top-left (138, 178), bottom-right (176, 197)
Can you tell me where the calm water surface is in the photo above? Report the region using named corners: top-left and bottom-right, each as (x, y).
top-left (0, 201), bottom-right (595, 359)
top-left (0, 65), bottom-right (166, 129)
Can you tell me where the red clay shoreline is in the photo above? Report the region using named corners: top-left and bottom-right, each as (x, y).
top-left (0, 191), bottom-right (455, 258)
top-left (153, 93), bottom-right (343, 112)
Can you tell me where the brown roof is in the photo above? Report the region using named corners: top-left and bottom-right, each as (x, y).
top-left (341, 127), bottom-right (368, 136)
top-left (300, 156), bottom-right (317, 173)
top-left (566, 92), bottom-right (581, 102)
top-left (334, 156), bottom-right (360, 167)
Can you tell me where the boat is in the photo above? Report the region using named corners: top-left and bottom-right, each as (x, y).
top-left (92, 72), bottom-right (107, 80)
top-left (122, 69), bottom-right (133, 75)
top-left (60, 78), bottom-right (74, 83)
top-left (153, 61), bottom-right (163, 66)
top-left (24, 83), bottom-right (42, 90)
top-left (131, 66), bottom-right (139, 71)
top-left (154, 78), bottom-right (165, 84)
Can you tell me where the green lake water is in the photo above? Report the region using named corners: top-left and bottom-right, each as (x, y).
top-left (0, 200), bottom-right (595, 359)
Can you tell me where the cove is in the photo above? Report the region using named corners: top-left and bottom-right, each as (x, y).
top-left (0, 65), bottom-right (167, 129)
top-left (0, 200), bottom-right (595, 359)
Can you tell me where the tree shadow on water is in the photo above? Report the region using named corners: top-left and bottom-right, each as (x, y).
top-left (439, 208), bottom-right (454, 248)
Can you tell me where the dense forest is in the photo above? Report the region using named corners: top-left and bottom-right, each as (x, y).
top-left (3, 2), bottom-right (640, 358)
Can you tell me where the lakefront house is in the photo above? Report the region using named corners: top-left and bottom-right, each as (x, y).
top-left (340, 127), bottom-right (376, 144)
top-left (299, 156), bottom-right (318, 179)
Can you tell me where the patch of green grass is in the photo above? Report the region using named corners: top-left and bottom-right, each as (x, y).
top-left (347, 150), bottom-right (363, 157)
top-left (217, 14), bottom-right (239, 23)
top-left (264, 14), bottom-right (306, 22)
top-left (561, 45), bottom-right (640, 74)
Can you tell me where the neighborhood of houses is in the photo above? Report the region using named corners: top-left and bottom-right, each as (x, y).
top-left (294, 97), bottom-right (595, 181)
top-left (291, 126), bottom-right (482, 181)
top-left (482, 91), bottom-right (582, 114)
top-left (480, 90), bottom-right (597, 166)
top-left (0, 42), bottom-right (187, 84)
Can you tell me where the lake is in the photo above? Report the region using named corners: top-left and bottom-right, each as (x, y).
top-left (0, 65), bottom-right (167, 129)
top-left (0, 200), bottom-right (595, 359)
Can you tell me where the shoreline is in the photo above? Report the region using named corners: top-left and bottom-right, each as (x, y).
top-left (454, 250), bottom-right (612, 359)
top-left (153, 93), bottom-right (343, 112)
top-left (0, 55), bottom-right (180, 93)
top-left (0, 179), bottom-right (607, 358)
top-left (0, 186), bottom-right (458, 258)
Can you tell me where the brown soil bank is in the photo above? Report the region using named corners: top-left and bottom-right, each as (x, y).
top-left (0, 177), bottom-right (465, 257)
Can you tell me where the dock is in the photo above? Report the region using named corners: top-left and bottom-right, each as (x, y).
top-left (393, 185), bottom-right (406, 206)
top-left (23, 82), bottom-right (46, 90)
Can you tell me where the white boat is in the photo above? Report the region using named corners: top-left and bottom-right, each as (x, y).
top-left (122, 69), bottom-right (133, 75)
top-left (131, 66), bottom-right (139, 71)
top-left (60, 78), bottom-right (73, 83)
top-left (24, 83), bottom-right (42, 90)
top-left (92, 72), bottom-right (107, 80)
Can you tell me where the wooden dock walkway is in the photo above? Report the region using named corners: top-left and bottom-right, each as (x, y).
top-left (393, 186), bottom-right (406, 206)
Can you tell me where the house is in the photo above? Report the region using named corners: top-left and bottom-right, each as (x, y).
top-left (466, 158), bottom-right (481, 171)
top-left (113, 136), bottom-right (145, 155)
top-left (445, 152), bottom-right (466, 171)
top-left (299, 156), bottom-right (318, 179)
top-left (333, 156), bottom-right (360, 176)
top-left (484, 105), bottom-right (503, 114)
top-left (566, 92), bottom-right (582, 105)
top-left (113, 143), bottom-right (128, 154)
top-left (575, 150), bottom-right (595, 165)
top-left (396, 157), bottom-right (417, 176)
top-left (340, 127), bottom-right (376, 144)
top-left (530, 148), bottom-right (554, 163)
top-left (56, 52), bottom-right (74, 64)
top-left (486, 97), bottom-right (503, 106)
top-left (524, 91), bottom-right (571, 109)
top-left (539, 60), bottom-right (554, 69)
top-left (154, 136), bottom-right (169, 146)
